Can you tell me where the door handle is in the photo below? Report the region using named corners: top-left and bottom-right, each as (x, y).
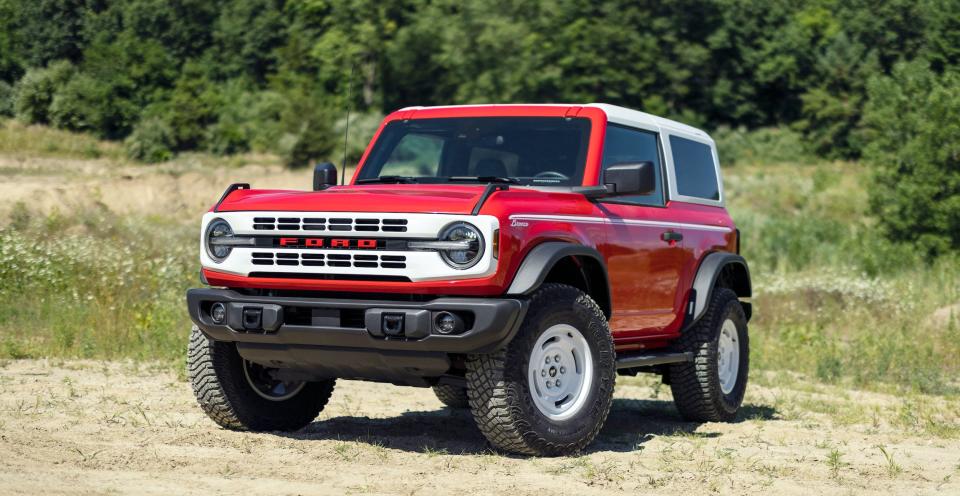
top-left (661, 231), bottom-right (683, 243)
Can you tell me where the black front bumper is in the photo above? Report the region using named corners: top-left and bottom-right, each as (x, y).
top-left (186, 288), bottom-right (528, 385)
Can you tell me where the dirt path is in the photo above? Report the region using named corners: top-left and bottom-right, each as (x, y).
top-left (0, 360), bottom-right (957, 495)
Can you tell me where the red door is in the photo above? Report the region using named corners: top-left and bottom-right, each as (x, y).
top-left (600, 203), bottom-right (691, 339)
top-left (595, 124), bottom-right (692, 343)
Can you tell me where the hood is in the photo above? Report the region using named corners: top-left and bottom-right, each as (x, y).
top-left (215, 184), bottom-right (491, 214)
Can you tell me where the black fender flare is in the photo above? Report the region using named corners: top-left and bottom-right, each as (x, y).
top-left (505, 242), bottom-right (611, 316)
top-left (686, 252), bottom-right (752, 328)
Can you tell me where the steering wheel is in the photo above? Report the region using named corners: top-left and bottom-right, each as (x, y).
top-left (533, 171), bottom-right (570, 181)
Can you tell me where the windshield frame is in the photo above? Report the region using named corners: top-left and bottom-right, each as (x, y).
top-left (352, 113), bottom-right (603, 188)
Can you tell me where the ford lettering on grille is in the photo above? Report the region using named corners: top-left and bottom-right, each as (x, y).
top-left (275, 237), bottom-right (379, 249)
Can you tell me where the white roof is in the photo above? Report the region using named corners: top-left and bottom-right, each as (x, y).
top-left (586, 103), bottom-right (711, 141)
top-left (398, 103), bottom-right (712, 142)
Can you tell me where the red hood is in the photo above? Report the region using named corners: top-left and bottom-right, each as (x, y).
top-left (216, 184), bottom-right (491, 214)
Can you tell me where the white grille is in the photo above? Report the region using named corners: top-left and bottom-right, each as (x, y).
top-left (200, 211), bottom-right (499, 282)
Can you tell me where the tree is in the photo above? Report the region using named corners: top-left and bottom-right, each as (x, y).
top-left (862, 61), bottom-right (960, 255)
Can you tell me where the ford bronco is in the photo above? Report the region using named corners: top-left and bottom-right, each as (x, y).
top-left (186, 104), bottom-right (752, 456)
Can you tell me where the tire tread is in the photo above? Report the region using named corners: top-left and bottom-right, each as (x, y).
top-left (187, 326), bottom-right (335, 431)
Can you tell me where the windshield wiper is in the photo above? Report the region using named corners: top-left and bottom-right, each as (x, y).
top-left (444, 176), bottom-right (520, 184)
top-left (356, 175), bottom-right (419, 184)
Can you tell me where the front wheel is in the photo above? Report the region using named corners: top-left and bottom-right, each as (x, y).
top-left (466, 284), bottom-right (615, 456)
top-left (187, 326), bottom-right (335, 431)
top-left (669, 288), bottom-right (749, 422)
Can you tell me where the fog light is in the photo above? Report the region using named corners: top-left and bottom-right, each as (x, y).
top-left (434, 312), bottom-right (464, 335)
top-left (210, 302), bottom-right (226, 324)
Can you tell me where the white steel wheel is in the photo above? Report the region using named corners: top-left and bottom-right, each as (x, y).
top-left (717, 319), bottom-right (740, 395)
top-left (527, 324), bottom-right (594, 421)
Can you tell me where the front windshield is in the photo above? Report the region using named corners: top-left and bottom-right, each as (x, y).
top-left (356, 117), bottom-right (591, 186)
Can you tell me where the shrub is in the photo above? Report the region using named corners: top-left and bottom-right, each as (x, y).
top-left (714, 126), bottom-right (815, 166)
top-left (332, 111), bottom-right (385, 165)
top-left (0, 81), bottom-right (13, 116)
top-left (12, 60), bottom-right (74, 124)
top-left (862, 62), bottom-right (960, 256)
top-left (165, 64), bottom-right (221, 150)
top-left (49, 73), bottom-right (108, 134)
top-left (205, 84), bottom-right (288, 156)
top-left (125, 117), bottom-right (175, 163)
top-left (283, 117), bottom-right (336, 168)
top-left (268, 88), bottom-right (336, 168)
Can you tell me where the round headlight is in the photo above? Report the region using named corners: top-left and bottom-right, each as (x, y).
top-left (205, 218), bottom-right (234, 263)
top-left (438, 222), bottom-right (484, 269)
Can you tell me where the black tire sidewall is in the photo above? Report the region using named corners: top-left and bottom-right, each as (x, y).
top-left (505, 288), bottom-right (615, 447)
top-left (206, 338), bottom-right (332, 430)
top-left (714, 299), bottom-right (749, 415)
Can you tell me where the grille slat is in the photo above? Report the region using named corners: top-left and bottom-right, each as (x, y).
top-left (246, 216), bottom-right (407, 232)
top-left (250, 251), bottom-right (409, 269)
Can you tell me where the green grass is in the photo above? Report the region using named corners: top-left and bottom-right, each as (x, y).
top-left (0, 204), bottom-right (195, 366)
top-left (724, 161), bottom-right (960, 394)
top-left (0, 119), bottom-right (124, 160)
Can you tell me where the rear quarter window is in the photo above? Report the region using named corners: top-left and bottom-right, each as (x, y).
top-left (670, 135), bottom-right (719, 201)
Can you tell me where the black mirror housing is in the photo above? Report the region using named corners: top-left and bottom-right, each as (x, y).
top-left (604, 161), bottom-right (656, 196)
top-left (313, 162), bottom-right (338, 190)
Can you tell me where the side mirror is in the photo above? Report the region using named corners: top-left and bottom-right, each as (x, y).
top-left (313, 162), bottom-right (338, 190)
top-left (604, 161), bottom-right (656, 196)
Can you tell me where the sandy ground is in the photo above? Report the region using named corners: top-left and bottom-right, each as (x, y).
top-left (0, 360), bottom-right (957, 495)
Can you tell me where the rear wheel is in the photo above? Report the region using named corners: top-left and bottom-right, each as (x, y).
top-left (669, 288), bottom-right (749, 422)
top-left (466, 284), bottom-right (615, 456)
top-left (187, 326), bottom-right (335, 431)
top-left (432, 384), bottom-right (469, 408)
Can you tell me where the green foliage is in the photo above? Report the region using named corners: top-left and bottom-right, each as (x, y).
top-left (334, 111), bottom-right (385, 165)
top-left (164, 63), bottom-right (222, 150)
top-left (0, 209), bottom-right (195, 363)
top-left (11, 0), bottom-right (86, 67)
top-left (13, 61), bottom-right (74, 124)
top-left (282, 116), bottom-right (337, 169)
top-left (48, 73), bottom-right (114, 132)
top-left (862, 62), bottom-right (960, 256)
top-left (0, 0), bottom-right (957, 171)
top-left (0, 81), bottom-right (13, 116)
top-left (714, 126), bottom-right (814, 165)
top-left (125, 117), bottom-right (175, 163)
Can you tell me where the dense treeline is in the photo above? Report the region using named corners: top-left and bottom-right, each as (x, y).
top-left (0, 0), bottom-right (958, 251)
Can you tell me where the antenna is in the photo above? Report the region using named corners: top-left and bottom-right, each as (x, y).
top-left (340, 65), bottom-right (355, 186)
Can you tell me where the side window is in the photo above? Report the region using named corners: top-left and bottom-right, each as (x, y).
top-left (380, 134), bottom-right (444, 176)
top-left (601, 125), bottom-right (663, 206)
top-left (670, 135), bottom-right (719, 201)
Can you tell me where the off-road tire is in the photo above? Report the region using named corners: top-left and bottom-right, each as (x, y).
top-left (432, 384), bottom-right (470, 408)
top-left (465, 284), bottom-right (616, 456)
top-left (669, 288), bottom-right (749, 422)
top-left (187, 326), bottom-right (335, 431)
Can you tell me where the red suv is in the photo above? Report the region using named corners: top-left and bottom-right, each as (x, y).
top-left (186, 104), bottom-right (752, 456)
